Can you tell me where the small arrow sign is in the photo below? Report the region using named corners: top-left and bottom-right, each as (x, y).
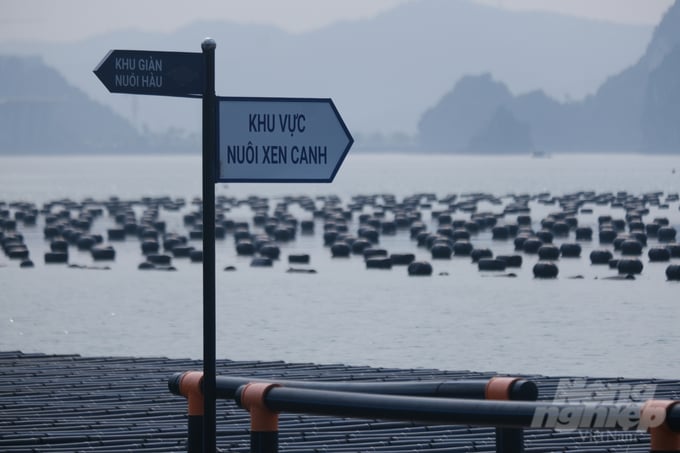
top-left (217, 97), bottom-right (353, 182)
top-left (94, 50), bottom-right (203, 97)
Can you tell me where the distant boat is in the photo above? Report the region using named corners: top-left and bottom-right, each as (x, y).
top-left (531, 150), bottom-right (550, 158)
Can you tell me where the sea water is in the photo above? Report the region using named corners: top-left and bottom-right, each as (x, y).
top-left (1, 152), bottom-right (680, 379)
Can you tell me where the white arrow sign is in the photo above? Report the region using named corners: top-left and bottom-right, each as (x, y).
top-left (217, 97), bottom-right (353, 182)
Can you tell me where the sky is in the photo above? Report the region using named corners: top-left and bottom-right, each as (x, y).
top-left (0, 0), bottom-right (674, 43)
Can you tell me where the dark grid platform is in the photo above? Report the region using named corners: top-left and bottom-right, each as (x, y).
top-left (1, 351), bottom-right (679, 452)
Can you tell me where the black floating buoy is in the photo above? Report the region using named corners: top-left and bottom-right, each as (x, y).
top-left (366, 257), bottom-right (392, 269)
top-left (491, 226), bottom-right (509, 240)
top-left (331, 242), bottom-right (351, 258)
top-left (537, 244), bottom-right (560, 260)
top-left (141, 240), bottom-right (160, 254)
top-left (224, 265), bottom-right (237, 271)
top-left (514, 236), bottom-right (529, 250)
top-left (250, 257), bottom-right (273, 267)
top-left (560, 243), bottom-right (582, 258)
top-left (147, 253), bottom-right (172, 265)
top-left (45, 251), bottom-right (68, 264)
top-left (7, 246), bottom-right (29, 260)
top-left (575, 227), bottom-right (593, 241)
top-left (551, 221), bottom-right (570, 236)
top-left (50, 239), bottom-right (68, 252)
top-left (533, 261), bottom-right (558, 279)
top-left (91, 245), bottom-right (115, 261)
top-left (20, 259), bottom-right (34, 268)
top-left (620, 239), bottom-right (643, 256)
top-left (658, 226), bottom-right (677, 242)
top-left (666, 244), bottom-right (680, 258)
top-left (300, 220), bottom-right (314, 234)
top-left (517, 215), bottom-right (531, 226)
top-left (408, 261), bottom-right (433, 276)
top-left (323, 231), bottom-right (338, 246)
top-left (190, 249), bottom-right (203, 262)
top-left (648, 247), bottom-right (671, 262)
top-left (76, 235), bottom-right (96, 251)
top-left (666, 264), bottom-right (680, 281)
top-left (522, 238), bottom-right (543, 254)
top-left (107, 228), bottom-right (126, 241)
top-left (646, 223), bottom-right (661, 237)
top-left (288, 254), bottom-right (310, 264)
top-left (497, 255), bottom-right (522, 267)
top-left (536, 230), bottom-right (554, 244)
top-left (363, 248), bottom-right (388, 260)
top-left (599, 229), bottom-right (617, 243)
top-left (617, 258), bottom-right (643, 275)
top-left (470, 248), bottom-right (492, 263)
top-left (351, 239), bottom-right (371, 255)
top-left (452, 240), bottom-right (473, 256)
top-left (452, 229), bottom-right (470, 241)
top-left (172, 245), bottom-right (194, 258)
top-left (478, 258), bottom-right (506, 272)
top-left (259, 244), bottom-right (281, 260)
top-left (236, 241), bottom-right (255, 256)
top-left (431, 243), bottom-right (452, 259)
top-left (590, 249), bottom-right (613, 265)
top-left (390, 253), bottom-right (415, 265)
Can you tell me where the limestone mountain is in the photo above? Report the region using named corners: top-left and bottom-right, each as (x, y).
top-left (0, 56), bottom-right (198, 154)
top-left (417, 0), bottom-right (680, 153)
top-left (0, 55), bottom-right (143, 154)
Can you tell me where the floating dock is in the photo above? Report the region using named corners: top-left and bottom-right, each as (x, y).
top-left (1, 351), bottom-right (679, 452)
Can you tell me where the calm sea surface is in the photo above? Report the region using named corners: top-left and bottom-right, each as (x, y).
top-left (1, 152), bottom-right (680, 379)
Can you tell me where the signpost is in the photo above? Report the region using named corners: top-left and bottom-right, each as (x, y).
top-left (94, 49), bottom-right (204, 97)
top-left (217, 97), bottom-right (353, 182)
top-left (94, 40), bottom-right (352, 453)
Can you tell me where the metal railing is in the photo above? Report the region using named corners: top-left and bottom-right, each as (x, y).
top-left (169, 371), bottom-right (680, 453)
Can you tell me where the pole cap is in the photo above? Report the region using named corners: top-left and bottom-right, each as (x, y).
top-left (202, 38), bottom-right (216, 50)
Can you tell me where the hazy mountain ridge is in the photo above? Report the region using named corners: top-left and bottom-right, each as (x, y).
top-left (418, 0), bottom-right (680, 153)
top-left (0, 0), bottom-right (653, 143)
top-left (0, 56), bottom-right (197, 154)
top-left (0, 56), bottom-right (141, 153)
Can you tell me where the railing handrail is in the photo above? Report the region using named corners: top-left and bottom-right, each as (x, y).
top-left (169, 371), bottom-right (680, 452)
top-left (176, 374), bottom-right (538, 400)
top-left (169, 372), bottom-right (534, 452)
top-left (235, 384), bottom-right (680, 432)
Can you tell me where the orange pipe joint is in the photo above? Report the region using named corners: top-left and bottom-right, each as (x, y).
top-left (642, 400), bottom-right (680, 451)
top-left (240, 382), bottom-right (281, 432)
top-left (485, 377), bottom-right (521, 401)
top-left (178, 371), bottom-right (205, 416)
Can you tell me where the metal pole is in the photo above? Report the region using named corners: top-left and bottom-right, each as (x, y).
top-left (239, 383), bottom-right (280, 453)
top-left (201, 37), bottom-right (217, 453)
top-left (168, 371), bottom-right (205, 453)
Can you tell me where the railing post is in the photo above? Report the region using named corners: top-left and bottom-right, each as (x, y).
top-left (239, 383), bottom-right (281, 453)
top-left (642, 400), bottom-right (680, 453)
top-left (486, 377), bottom-right (526, 453)
top-left (171, 371), bottom-right (204, 453)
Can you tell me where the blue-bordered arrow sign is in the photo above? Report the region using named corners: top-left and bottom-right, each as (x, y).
top-left (217, 97), bottom-right (353, 182)
top-left (94, 50), bottom-right (203, 97)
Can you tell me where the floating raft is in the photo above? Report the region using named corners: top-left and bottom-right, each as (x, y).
top-left (1, 351), bottom-right (679, 452)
